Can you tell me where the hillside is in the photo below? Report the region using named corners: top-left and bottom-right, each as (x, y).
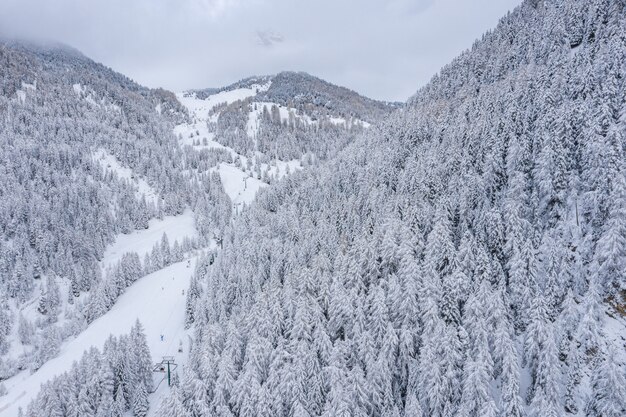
top-left (2, 0), bottom-right (626, 415)
top-left (190, 71), bottom-right (397, 124)
top-left (0, 39), bottom-right (389, 416)
top-left (0, 39), bottom-right (215, 416)
top-left (157, 1), bottom-right (626, 416)
top-left (182, 71), bottom-right (398, 161)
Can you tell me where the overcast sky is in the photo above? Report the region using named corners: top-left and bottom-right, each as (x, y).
top-left (0, 0), bottom-right (522, 102)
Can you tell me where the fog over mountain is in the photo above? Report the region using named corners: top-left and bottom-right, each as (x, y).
top-left (0, 0), bottom-right (521, 101)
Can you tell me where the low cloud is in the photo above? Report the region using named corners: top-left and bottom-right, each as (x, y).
top-left (256, 30), bottom-right (285, 47)
top-left (0, 0), bottom-right (522, 101)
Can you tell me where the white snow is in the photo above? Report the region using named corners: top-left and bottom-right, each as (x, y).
top-left (15, 80), bottom-right (37, 104)
top-left (72, 83), bottom-right (85, 96)
top-left (0, 212), bottom-right (203, 416)
top-left (174, 85), bottom-right (307, 215)
top-left (246, 103), bottom-right (263, 140)
top-left (102, 209), bottom-right (197, 270)
top-left (85, 95), bottom-right (98, 106)
top-left (0, 258), bottom-right (199, 416)
top-left (105, 101), bottom-right (121, 113)
top-left (246, 102), bottom-right (370, 139)
top-left (213, 163), bottom-right (266, 209)
top-left (21, 81), bottom-right (36, 91)
top-left (15, 90), bottom-right (26, 104)
top-left (329, 115), bottom-right (371, 129)
top-left (94, 149), bottom-right (159, 204)
top-left (270, 158), bottom-right (301, 179)
top-left (569, 42), bottom-right (583, 58)
top-left (155, 103), bottom-right (162, 115)
top-left (177, 81), bottom-right (271, 128)
top-left (247, 102), bottom-right (313, 139)
top-left (173, 81), bottom-right (272, 152)
top-left (212, 158), bottom-right (300, 213)
top-left (604, 311), bottom-right (626, 364)
top-left (71, 84), bottom-right (121, 113)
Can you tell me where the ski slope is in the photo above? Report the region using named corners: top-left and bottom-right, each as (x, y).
top-left (0, 259), bottom-right (197, 416)
top-left (174, 82), bottom-right (271, 152)
top-left (102, 209), bottom-right (196, 269)
top-left (174, 84), bottom-right (303, 212)
top-left (0, 212), bottom-right (200, 416)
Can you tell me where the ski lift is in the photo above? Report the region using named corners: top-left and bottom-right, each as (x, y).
top-left (153, 356), bottom-right (178, 386)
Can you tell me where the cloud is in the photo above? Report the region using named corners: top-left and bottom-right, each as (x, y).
top-left (256, 30), bottom-right (285, 47)
top-left (0, 0), bottom-right (522, 101)
top-left (194, 0), bottom-right (242, 18)
top-left (387, 0), bottom-right (436, 15)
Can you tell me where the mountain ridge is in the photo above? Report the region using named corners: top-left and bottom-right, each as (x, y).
top-left (188, 71), bottom-right (401, 124)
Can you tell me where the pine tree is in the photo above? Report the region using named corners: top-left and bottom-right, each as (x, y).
top-left (143, 252), bottom-right (153, 276)
top-left (495, 315), bottom-right (524, 417)
top-left (132, 384), bottom-right (149, 417)
top-left (0, 300), bottom-right (13, 354)
top-left (112, 387), bottom-right (126, 417)
top-left (563, 339), bottom-right (582, 414)
top-left (172, 240), bottom-right (184, 263)
top-left (529, 323), bottom-right (561, 417)
top-left (78, 386), bottom-right (96, 417)
top-left (595, 169), bottom-right (626, 296)
top-left (586, 346), bottom-right (626, 417)
top-left (161, 233), bottom-right (171, 266)
top-left (130, 320), bottom-right (154, 392)
top-left (577, 273), bottom-right (603, 355)
top-left (524, 293), bottom-right (549, 396)
top-left (458, 282), bottom-right (498, 417)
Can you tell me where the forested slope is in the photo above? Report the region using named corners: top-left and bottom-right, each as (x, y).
top-left (186, 71), bottom-right (397, 162)
top-left (169, 1), bottom-right (626, 416)
top-left (0, 37), bottom-right (402, 415)
top-left (0, 40), bottom-right (232, 388)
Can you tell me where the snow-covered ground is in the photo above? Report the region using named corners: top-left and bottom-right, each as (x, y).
top-left (0, 80), bottom-right (375, 415)
top-left (174, 83), bottom-right (302, 212)
top-left (246, 101), bottom-right (370, 139)
top-left (1, 82), bottom-right (306, 416)
top-left (213, 163), bottom-right (265, 208)
top-left (605, 311), bottom-right (626, 364)
top-left (0, 258), bottom-right (199, 416)
top-left (174, 81), bottom-right (271, 151)
top-left (94, 149), bottom-right (159, 204)
top-left (102, 209), bottom-right (196, 269)
top-left (0, 212), bottom-right (201, 415)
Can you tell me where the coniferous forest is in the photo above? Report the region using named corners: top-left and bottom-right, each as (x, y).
top-left (1, 0), bottom-right (626, 416)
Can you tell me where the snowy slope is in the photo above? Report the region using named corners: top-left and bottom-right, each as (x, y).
top-left (174, 81), bottom-right (271, 151)
top-left (0, 258), bottom-right (199, 416)
top-left (101, 209), bottom-right (196, 269)
top-left (247, 101), bottom-right (370, 138)
top-left (1, 80), bottom-right (307, 414)
top-left (94, 149), bottom-right (159, 204)
top-left (0, 213), bottom-right (201, 415)
top-left (173, 83), bottom-right (302, 211)
top-left (2, 78), bottom-right (319, 415)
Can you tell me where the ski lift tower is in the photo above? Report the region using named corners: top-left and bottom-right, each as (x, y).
top-left (153, 356), bottom-right (178, 386)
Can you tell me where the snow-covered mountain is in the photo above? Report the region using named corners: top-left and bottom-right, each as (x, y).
top-left (0, 39), bottom-right (393, 416)
top-left (164, 1), bottom-right (626, 416)
top-left (191, 71), bottom-right (398, 125)
top-left (178, 71), bottom-right (398, 162)
top-left (3, 0), bottom-right (626, 415)
top-left (0, 39), bottom-right (209, 416)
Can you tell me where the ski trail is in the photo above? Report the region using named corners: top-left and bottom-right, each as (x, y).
top-left (0, 259), bottom-right (195, 416)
